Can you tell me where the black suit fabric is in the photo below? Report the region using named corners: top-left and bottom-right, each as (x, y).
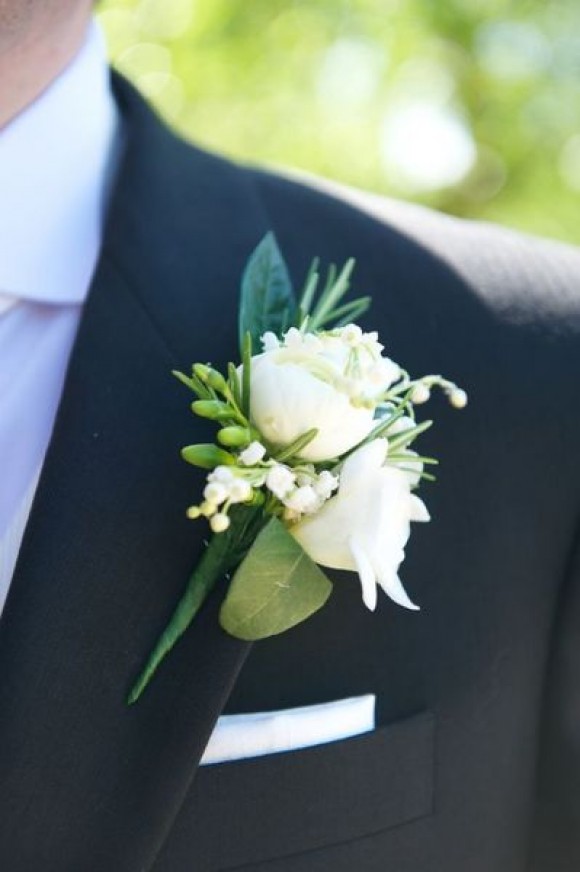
top-left (1, 74), bottom-right (579, 872)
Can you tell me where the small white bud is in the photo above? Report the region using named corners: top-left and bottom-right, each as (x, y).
top-left (229, 478), bottom-right (253, 503)
top-left (410, 383), bottom-right (431, 405)
top-left (284, 327), bottom-right (303, 348)
top-left (209, 466), bottom-right (234, 484)
top-left (449, 388), bottom-right (468, 409)
top-left (239, 441), bottom-right (267, 466)
top-left (203, 482), bottom-right (228, 504)
top-left (266, 464), bottom-right (295, 499)
top-left (284, 485), bottom-right (319, 514)
top-left (210, 513), bottom-right (230, 533)
top-left (314, 470), bottom-right (339, 500)
top-left (186, 506), bottom-right (201, 519)
top-left (200, 500), bottom-right (217, 517)
top-left (262, 331), bottom-right (280, 352)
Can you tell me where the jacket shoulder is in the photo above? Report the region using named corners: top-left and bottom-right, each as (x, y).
top-left (244, 163), bottom-right (580, 338)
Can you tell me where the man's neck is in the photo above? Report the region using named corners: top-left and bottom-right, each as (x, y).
top-left (0, 6), bottom-right (92, 130)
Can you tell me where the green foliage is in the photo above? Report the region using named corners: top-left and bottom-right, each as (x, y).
top-left (99, 0), bottom-right (580, 245)
top-left (128, 504), bottom-right (266, 703)
top-left (220, 517), bottom-right (333, 640)
top-left (181, 443), bottom-right (234, 469)
top-left (272, 428), bottom-right (319, 463)
top-left (239, 233), bottom-right (296, 354)
top-left (300, 258), bottom-right (371, 331)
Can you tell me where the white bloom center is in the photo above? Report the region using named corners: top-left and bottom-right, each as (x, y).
top-left (249, 324), bottom-right (401, 461)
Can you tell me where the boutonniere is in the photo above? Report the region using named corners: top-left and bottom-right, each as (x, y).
top-left (128, 233), bottom-right (466, 703)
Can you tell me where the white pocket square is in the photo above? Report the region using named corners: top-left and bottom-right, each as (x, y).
top-left (200, 693), bottom-right (376, 766)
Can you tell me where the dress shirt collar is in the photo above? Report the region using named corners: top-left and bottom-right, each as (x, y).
top-left (0, 21), bottom-right (120, 305)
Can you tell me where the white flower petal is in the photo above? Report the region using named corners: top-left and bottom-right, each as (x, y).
top-left (409, 494), bottom-right (430, 522)
top-left (250, 358), bottom-right (375, 461)
top-left (248, 326), bottom-right (399, 463)
top-left (349, 536), bottom-right (378, 611)
top-left (339, 439), bottom-right (388, 491)
top-left (376, 571), bottom-right (420, 611)
top-left (291, 497), bottom-right (357, 570)
top-left (290, 440), bottom-right (425, 615)
top-left (396, 449), bottom-right (424, 488)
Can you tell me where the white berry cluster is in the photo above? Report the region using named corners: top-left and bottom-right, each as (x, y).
top-left (241, 438), bottom-right (339, 522)
top-left (187, 466), bottom-right (254, 533)
top-left (187, 438), bottom-right (340, 534)
top-left (264, 463), bottom-right (339, 522)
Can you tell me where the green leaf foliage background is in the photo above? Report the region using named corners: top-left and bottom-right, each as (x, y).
top-left (100, 0), bottom-right (580, 245)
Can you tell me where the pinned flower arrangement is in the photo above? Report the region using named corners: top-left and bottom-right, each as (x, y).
top-left (128, 233), bottom-right (466, 703)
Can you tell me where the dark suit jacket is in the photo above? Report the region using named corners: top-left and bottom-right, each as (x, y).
top-left (1, 73), bottom-right (579, 872)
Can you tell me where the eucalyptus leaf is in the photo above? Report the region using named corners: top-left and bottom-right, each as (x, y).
top-left (239, 232), bottom-right (296, 354)
top-left (220, 517), bottom-right (332, 640)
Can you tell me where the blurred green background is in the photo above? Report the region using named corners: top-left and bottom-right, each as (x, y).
top-left (98, 0), bottom-right (580, 244)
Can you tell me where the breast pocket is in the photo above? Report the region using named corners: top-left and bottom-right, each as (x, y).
top-left (154, 711), bottom-right (436, 872)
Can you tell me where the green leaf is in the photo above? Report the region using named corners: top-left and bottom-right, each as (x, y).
top-left (228, 362), bottom-right (242, 409)
top-left (329, 296), bottom-right (372, 328)
top-left (173, 369), bottom-right (210, 398)
top-left (239, 232), bottom-right (296, 354)
top-left (241, 331), bottom-right (252, 418)
top-left (272, 427), bottom-right (319, 462)
top-left (308, 259), bottom-right (355, 330)
top-left (386, 419), bottom-right (433, 453)
top-left (297, 256), bottom-right (320, 322)
top-left (220, 517), bottom-right (332, 640)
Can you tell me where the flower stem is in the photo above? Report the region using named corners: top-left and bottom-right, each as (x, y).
top-left (127, 506), bottom-right (264, 704)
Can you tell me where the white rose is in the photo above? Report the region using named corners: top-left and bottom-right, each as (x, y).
top-left (290, 439), bottom-right (429, 612)
top-left (248, 326), bottom-right (400, 462)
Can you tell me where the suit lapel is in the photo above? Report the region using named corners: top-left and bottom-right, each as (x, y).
top-left (0, 76), bottom-right (270, 871)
